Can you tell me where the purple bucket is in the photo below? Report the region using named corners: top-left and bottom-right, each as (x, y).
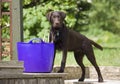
top-left (17, 38), bottom-right (54, 73)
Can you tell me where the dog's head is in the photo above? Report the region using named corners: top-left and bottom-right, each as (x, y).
top-left (47, 11), bottom-right (66, 29)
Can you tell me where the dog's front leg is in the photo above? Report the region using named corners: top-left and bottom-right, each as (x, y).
top-left (52, 47), bottom-right (56, 69)
top-left (58, 49), bottom-right (67, 73)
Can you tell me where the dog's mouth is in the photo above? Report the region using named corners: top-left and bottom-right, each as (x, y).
top-left (52, 22), bottom-right (64, 29)
top-left (53, 23), bottom-right (61, 27)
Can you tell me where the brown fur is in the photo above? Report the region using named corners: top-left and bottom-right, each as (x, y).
top-left (47, 11), bottom-right (103, 82)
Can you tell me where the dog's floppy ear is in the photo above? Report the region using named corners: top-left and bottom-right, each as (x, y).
top-left (59, 12), bottom-right (66, 20)
top-left (46, 11), bottom-right (53, 21)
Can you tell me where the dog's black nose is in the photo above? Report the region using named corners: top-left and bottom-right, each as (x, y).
top-left (53, 22), bottom-right (61, 28)
top-left (55, 22), bottom-right (59, 25)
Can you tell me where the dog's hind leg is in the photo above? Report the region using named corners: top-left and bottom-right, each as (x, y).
top-left (74, 51), bottom-right (85, 81)
top-left (84, 46), bottom-right (103, 82)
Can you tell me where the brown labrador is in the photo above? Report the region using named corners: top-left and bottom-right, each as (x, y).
top-left (47, 11), bottom-right (103, 82)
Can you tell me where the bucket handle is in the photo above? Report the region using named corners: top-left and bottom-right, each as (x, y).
top-left (28, 38), bottom-right (44, 43)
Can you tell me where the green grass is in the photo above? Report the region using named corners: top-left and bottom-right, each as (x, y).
top-left (54, 48), bottom-right (120, 66)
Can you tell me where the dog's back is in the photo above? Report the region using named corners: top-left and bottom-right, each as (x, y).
top-left (66, 29), bottom-right (87, 51)
top-left (65, 29), bottom-right (103, 51)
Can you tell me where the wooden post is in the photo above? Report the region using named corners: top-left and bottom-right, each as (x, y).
top-left (0, 0), bottom-right (2, 60)
top-left (11, 0), bottom-right (23, 60)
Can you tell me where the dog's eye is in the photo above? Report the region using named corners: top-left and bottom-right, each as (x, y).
top-left (57, 16), bottom-right (60, 18)
top-left (53, 16), bottom-right (56, 18)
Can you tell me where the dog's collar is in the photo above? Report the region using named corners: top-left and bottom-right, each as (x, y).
top-left (56, 31), bottom-right (60, 36)
top-left (51, 28), bottom-right (60, 35)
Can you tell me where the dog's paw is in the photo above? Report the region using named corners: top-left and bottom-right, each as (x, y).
top-left (57, 69), bottom-right (64, 73)
top-left (98, 77), bottom-right (104, 82)
top-left (78, 78), bottom-right (84, 82)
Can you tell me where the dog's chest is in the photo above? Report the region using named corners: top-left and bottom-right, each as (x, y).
top-left (53, 31), bottom-right (64, 50)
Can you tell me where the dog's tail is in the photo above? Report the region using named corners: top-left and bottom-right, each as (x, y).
top-left (90, 40), bottom-right (103, 51)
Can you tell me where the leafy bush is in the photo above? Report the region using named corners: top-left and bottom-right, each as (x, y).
top-left (83, 0), bottom-right (120, 47)
top-left (23, 0), bottom-right (91, 41)
top-left (1, 0), bottom-right (120, 47)
top-left (1, 3), bottom-right (10, 39)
